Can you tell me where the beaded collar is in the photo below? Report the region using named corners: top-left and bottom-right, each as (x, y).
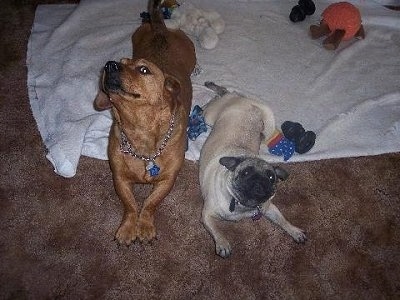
top-left (119, 112), bottom-right (175, 176)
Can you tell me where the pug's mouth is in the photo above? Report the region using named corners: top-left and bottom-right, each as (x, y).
top-left (229, 196), bottom-right (265, 213)
top-left (228, 185), bottom-right (270, 211)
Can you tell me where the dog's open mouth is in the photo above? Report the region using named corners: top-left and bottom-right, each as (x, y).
top-left (103, 60), bottom-right (141, 99)
top-left (107, 87), bottom-right (141, 99)
top-left (104, 82), bottom-right (141, 100)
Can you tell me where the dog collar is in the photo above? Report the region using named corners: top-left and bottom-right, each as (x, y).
top-left (119, 112), bottom-right (175, 177)
top-left (229, 198), bottom-right (263, 221)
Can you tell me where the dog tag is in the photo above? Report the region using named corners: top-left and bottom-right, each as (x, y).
top-left (146, 160), bottom-right (160, 177)
top-left (252, 210), bottom-right (263, 221)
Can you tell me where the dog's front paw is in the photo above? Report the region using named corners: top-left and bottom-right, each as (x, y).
top-left (115, 220), bottom-right (137, 245)
top-left (215, 240), bottom-right (232, 258)
top-left (137, 218), bottom-right (157, 243)
top-left (290, 227), bottom-right (307, 244)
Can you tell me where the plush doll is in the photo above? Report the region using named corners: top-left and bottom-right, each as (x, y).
top-left (140, 0), bottom-right (179, 23)
top-left (290, 0), bottom-right (316, 23)
top-left (310, 2), bottom-right (365, 50)
top-left (267, 121), bottom-right (316, 161)
top-left (187, 105), bottom-right (207, 140)
top-left (164, 3), bottom-right (225, 50)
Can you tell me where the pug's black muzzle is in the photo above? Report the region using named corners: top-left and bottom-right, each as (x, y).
top-left (103, 61), bottom-right (122, 92)
top-left (233, 171), bottom-right (276, 208)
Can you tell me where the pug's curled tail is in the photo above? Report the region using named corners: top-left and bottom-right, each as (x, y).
top-left (148, 0), bottom-right (167, 34)
top-left (204, 82), bottom-right (229, 97)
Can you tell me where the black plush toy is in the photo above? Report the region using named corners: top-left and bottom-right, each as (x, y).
top-left (290, 0), bottom-right (316, 23)
top-left (281, 121), bottom-right (316, 154)
top-left (267, 121), bottom-right (316, 161)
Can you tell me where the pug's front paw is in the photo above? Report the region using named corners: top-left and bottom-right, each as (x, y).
top-left (290, 227), bottom-right (307, 244)
top-left (215, 240), bottom-right (232, 258)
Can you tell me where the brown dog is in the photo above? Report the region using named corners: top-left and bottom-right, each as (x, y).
top-left (94, 0), bottom-right (196, 245)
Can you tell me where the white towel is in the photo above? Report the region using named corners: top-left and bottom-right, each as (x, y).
top-left (27, 0), bottom-right (400, 177)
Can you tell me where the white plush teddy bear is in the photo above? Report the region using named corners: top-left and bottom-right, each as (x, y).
top-left (165, 3), bottom-right (225, 50)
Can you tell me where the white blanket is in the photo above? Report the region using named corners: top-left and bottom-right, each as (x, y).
top-left (27, 0), bottom-right (400, 178)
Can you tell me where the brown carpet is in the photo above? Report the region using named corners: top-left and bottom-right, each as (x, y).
top-left (1, 0), bottom-right (399, 299)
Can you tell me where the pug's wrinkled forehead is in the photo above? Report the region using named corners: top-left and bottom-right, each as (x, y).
top-left (219, 156), bottom-right (272, 171)
top-left (219, 156), bottom-right (289, 181)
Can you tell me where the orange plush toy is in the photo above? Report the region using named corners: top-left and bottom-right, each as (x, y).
top-left (310, 2), bottom-right (365, 50)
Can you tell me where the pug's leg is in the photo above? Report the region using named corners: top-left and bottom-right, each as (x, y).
top-left (202, 214), bottom-right (232, 258)
top-left (262, 203), bottom-right (307, 243)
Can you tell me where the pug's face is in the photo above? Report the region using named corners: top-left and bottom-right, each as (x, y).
top-left (220, 156), bottom-right (288, 208)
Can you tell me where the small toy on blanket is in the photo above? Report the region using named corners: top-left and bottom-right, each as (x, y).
top-left (164, 2), bottom-right (225, 49)
top-left (187, 81), bottom-right (228, 141)
top-left (310, 2), bottom-right (365, 50)
top-left (140, 0), bottom-right (179, 22)
top-left (188, 105), bottom-right (208, 141)
top-left (267, 121), bottom-right (316, 161)
top-left (289, 0), bottom-right (316, 23)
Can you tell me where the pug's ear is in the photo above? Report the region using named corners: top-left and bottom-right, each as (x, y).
top-left (219, 156), bottom-right (246, 171)
top-left (274, 166), bottom-right (289, 181)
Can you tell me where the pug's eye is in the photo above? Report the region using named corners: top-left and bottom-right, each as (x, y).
top-left (240, 167), bottom-right (254, 179)
top-left (138, 66), bottom-right (151, 75)
top-left (266, 170), bottom-right (275, 183)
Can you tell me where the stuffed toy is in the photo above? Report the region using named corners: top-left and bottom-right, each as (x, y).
top-left (187, 105), bottom-right (207, 140)
top-left (164, 3), bottom-right (225, 50)
top-left (140, 0), bottom-right (179, 23)
top-left (310, 2), bottom-right (365, 50)
top-left (290, 0), bottom-right (316, 23)
top-left (267, 121), bottom-right (316, 161)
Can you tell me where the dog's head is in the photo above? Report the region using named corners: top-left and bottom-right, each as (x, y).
top-left (93, 58), bottom-right (181, 114)
top-left (220, 156), bottom-right (288, 209)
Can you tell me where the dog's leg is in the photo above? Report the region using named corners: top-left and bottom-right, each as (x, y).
top-left (114, 179), bottom-right (139, 245)
top-left (137, 179), bottom-right (176, 242)
top-left (202, 214), bottom-right (232, 258)
top-left (262, 203), bottom-right (307, 243)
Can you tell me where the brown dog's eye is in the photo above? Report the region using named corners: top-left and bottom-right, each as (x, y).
top-left (138, 66), bottom-right (151, 75)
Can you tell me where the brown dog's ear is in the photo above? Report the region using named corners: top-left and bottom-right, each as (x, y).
top-left (94, 90), bottom-right (112, 111)
top-left (164, 75), bottom-right (181, 99)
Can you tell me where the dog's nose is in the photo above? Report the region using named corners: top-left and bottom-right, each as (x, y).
top-left (104, 61), bottom-right (119, 73)
top-left (103, 61), bottom-right (121, 92)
